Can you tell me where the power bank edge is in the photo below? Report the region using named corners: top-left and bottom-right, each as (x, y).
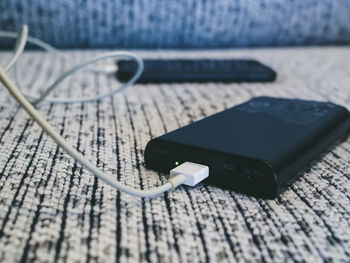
top-left (144, 97), bottom-right (350, 198)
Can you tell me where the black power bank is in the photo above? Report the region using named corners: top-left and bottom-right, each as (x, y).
top-left (145, 97), bottom-right (350, 198)
top-left (116, 59), bottom-right (276, 83)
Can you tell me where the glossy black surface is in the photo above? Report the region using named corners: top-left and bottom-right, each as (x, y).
top-left (145, 97), bottom-right (350, 198)
top-left (116, 59), bottom-right (276, 83)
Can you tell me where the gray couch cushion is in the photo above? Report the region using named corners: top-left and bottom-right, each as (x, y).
top-left (1, 0), bottom-right (350, 48)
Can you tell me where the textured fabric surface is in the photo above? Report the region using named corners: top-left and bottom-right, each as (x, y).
top-left (0, 47), bottom-right (350, 262)
top-left (1, 0), bottom-right (350, 48)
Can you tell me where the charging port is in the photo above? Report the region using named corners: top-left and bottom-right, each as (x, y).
top-left (246, 170), bottom-right (266, 185)
top-left (223, 164), bottom-right (235, 170)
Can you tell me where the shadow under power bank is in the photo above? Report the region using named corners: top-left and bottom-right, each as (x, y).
top-left (145, 97), bottom-right (350, 198)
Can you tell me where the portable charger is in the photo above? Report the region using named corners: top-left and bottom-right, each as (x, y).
top-left (145, 97), bottom-right (350, 198)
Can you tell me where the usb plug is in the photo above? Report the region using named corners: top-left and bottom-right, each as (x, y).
top-left (170, 162), bottom-right (209, 186)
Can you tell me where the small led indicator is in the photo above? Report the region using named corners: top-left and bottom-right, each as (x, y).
top-left (175, 161), bottom-right (179, 166)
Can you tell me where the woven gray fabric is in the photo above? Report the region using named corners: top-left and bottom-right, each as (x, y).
top-left (0, 48), bottom-right (350, 262)
top-left (1, 0), bottom-right (350, 48)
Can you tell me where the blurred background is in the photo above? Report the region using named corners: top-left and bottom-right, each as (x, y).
top-left (1, 0), bottom-right (350, 49)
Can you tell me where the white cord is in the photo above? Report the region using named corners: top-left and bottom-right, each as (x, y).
top-left (2, 26), bottom-right (28, 72)
top-left (0, 26), bottom-right (144, 105)
top-left (30, 51), bottom-right (143, 105)
top-left (0, 28), bottom-right (115, 72)
top-left (0, 68), bottom-right (190, 197)
top-left (0, 30), bottom-right (64, 56)
top-left (0, 25), bottom-right (210, 198)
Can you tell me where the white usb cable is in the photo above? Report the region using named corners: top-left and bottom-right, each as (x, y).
top-left (0, 25), bottom-right (143, 105)
top-left (0, 25), bottom-right (209, 198)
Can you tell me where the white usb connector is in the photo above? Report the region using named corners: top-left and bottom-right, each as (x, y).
top-left (170, 162), bottom-right (209, 186)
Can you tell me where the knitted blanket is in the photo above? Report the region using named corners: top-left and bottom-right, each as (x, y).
top-left (0, 48), bottom-right (349, 262)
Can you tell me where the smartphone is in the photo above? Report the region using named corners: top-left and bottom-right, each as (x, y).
top-left (116, 59), bottom-right (276, 83)
top-left (144, 97), bottom-right (350, 198)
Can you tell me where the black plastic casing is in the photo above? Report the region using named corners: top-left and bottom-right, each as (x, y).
top-left (144, 97), bottom-right (350, 198)
top-left (116, 59), bottom-right (276, 83)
